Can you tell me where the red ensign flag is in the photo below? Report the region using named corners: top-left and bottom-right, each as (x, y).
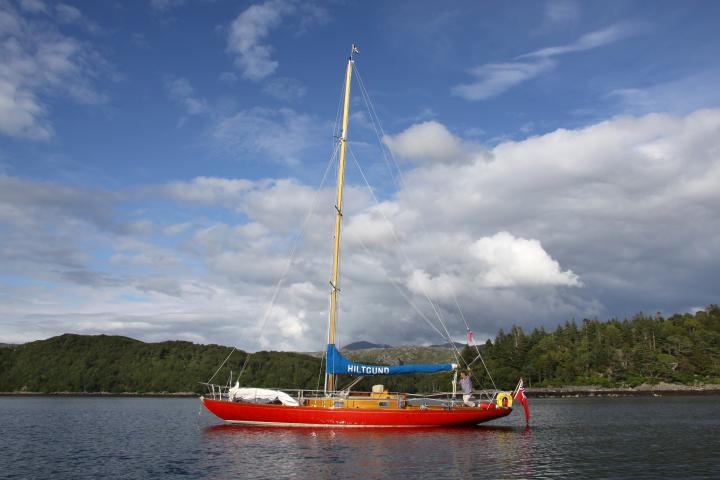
top-left (513, 378), bottom-right (530, 425)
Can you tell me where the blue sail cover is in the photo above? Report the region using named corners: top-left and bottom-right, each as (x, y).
top-left (325, 344), bottom-right (456, 376)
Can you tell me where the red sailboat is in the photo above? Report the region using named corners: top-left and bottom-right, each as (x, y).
top-left (201, 45), bottom-right (523, 428)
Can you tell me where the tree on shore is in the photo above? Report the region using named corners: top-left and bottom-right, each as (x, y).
top-left (1, 305), bottom-right (718, 393)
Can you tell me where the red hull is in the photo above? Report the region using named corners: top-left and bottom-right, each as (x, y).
top-left (201, 397), bottom-right (512, 428)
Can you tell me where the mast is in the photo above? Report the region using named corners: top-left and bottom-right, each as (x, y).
top-left (326, 45), bottom-right (357, 394)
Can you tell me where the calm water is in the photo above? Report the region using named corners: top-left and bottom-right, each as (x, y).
top-left (2, 396), bottom-right (719, 479)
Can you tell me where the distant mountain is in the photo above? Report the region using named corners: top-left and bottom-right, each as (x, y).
top-left (343, 341), bottom-right (393, 350)
top-left (429, 342), bottom-right (466, 349)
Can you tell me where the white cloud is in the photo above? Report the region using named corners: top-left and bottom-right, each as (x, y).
top-left (219, 71), bottom-right (238, 84)
top-left (544, 0), bottom-right (580, 27)
top-left (382, 121), bottom-right (487, 164)
top-left (164, 76), bottom-right (207, 116)
top-left (2, 110), bottom-right (719, 350)
top-left (55, 4), bottom-right (80, 23)
top-left (452, 23), bottom-right (644, 101)
top-left (0, 2), bottom-right (108, 139)
top-left (160, 176), bottom-right (254, 206)
top-left (20, 0), bottom-right (47, 13)
top-left (263, 76), bottom-right (307, 100)
top-left (451, 59), bottom-right (554, 101)
top-left (471, 231), bottom-right (580, 287)
top-left (606, 71), bottom-right (720, 116)
top-left (212, 107), bottom-right (322, 165)
top-left (53, 4), bottom-right (102, 33)
top-left (0, 78), bottom-right (51, 139)
top-left (344, 205), bottom-right (397, 248)
top-left (226, 0), bottom-right (289, 81)
top-left (163, 222), bottom-right (191, 236)
top-left (226, 0), bottom-right (329, 81)
top-left (521, 22), bottom-right (642, 59)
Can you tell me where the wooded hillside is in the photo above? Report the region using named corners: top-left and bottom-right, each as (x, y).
top-left (1, 305), bottom-right (717, 394)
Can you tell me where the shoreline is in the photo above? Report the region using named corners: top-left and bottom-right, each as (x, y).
top-left (527, 382), bottom-right (720, 397)
top-left (2, 383), bottom-right (720, 398)
top-left (0, 391), bottom-right (198, 397)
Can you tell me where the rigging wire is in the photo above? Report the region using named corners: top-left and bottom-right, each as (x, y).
top-left (351, 71), bottom-right (461, 356)
top-left (347, 145), bottom-right (460, 366)
top-left (209, 70), bottom-right (351, 386)
top-left (207, 142), bottom-right (341, 384)
top-left (354, 236), bottom-right (448, 341)
top-left (353, 65), bottom-right (497, 389)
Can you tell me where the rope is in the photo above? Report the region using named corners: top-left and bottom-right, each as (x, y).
top-left (208, 142), bottom-right (341, 384)
top-left (450, 296), bottom-right (497, 392)
top-left (354, 236), bottom-right (448, 341)
top-left (354, 65), bottom-right (496, 386)
top-left (207, 346), bottom-right (237, 384)
top-left (352, 72), bottom-right (464, 362)
top-left (347, 146), bottom-right (461, 366)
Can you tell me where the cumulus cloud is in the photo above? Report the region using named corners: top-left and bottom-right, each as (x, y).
top-left (226, 0), bottom-right (289, 81)
top-left (226, 0), bottom-right (329, 81)
top-left (0, 2), bottom-right (108, 139)
top-left (344, 205), bottom-right (398, 248)
top-left (471, 232), bottom-right (580, 287)
top-left (2, 110), bottom-right (719, 350)
top-left (382, 121), bottom-right (487, 164)
top-left (400, 110), bottom-right (720, 317)
top-left (452, 23), bottom-right (644, 101)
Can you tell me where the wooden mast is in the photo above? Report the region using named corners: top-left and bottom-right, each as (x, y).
top-left (326, 45), bottom-right (356, 394)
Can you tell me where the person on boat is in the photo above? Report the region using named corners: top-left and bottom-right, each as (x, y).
top-left (459, 370), bottom-right (475, 407)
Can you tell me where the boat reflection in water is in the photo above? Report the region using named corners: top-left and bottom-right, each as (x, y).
top-left (200, 423), bottom-right (534, 479)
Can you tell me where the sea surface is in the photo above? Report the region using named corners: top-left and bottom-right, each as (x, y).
top-left (2, 395), bottom-right (718, 479)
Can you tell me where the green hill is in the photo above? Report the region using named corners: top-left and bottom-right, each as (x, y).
top-left (467, 305), bottom-right (720, 389)
top-left (0, 334), bottom-right (322, 394)
top-left (1, 305), bottom-right (718, 394)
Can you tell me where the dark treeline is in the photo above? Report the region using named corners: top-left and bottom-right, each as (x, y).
top-left (1, 306), bottom-right (718, 394)
top-left (0, 334), bottom-right (322, 394)
top-left (465, 305), bottom-right (720, 390)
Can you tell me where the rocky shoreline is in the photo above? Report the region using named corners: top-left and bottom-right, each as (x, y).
top-left (527, 382), bottom-right (720, 397)
top-left (2, 383), bottom-right (720, 398)
top-left (0, 391), bottom-right (198, 397)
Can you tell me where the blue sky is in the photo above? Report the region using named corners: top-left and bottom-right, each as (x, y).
top-left (1, 0), bottom-right (719, 350)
